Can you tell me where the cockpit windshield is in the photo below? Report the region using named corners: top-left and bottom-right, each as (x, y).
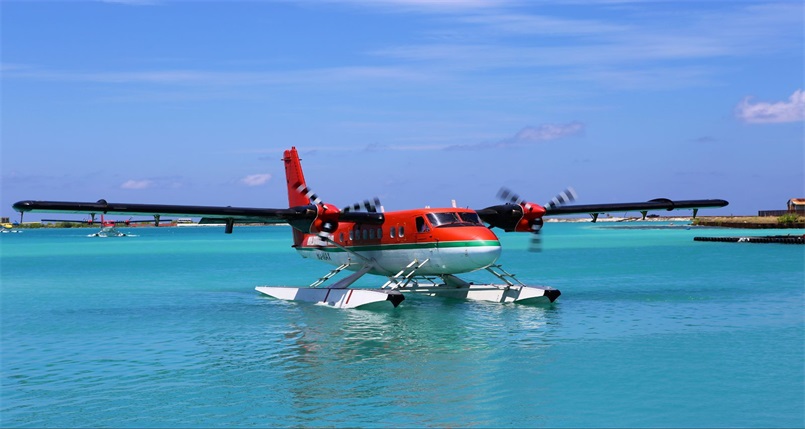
top-left (426, 212), bottom-right (483, 227)
top-left (458, 212), bottom-right (482, 225)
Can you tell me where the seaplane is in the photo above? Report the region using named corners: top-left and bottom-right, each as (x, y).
top-left (13, 147), bottom-right (728, 308)
top-left (88, 217), bottom-right (127, 237)
top-left (41, 214), bottom-right (173, 237)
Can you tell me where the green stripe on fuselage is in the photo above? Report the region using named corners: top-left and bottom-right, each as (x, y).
top-left (298, 240), bottom-right (500, 253)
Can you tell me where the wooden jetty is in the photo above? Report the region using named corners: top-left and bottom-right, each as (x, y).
top-left (694, 235), bottom-right (804, 244)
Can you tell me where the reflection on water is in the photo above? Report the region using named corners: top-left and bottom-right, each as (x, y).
top-left (187, 297), bottom-right (561, 426)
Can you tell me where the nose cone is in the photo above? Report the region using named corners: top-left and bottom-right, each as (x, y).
top-left (467, 227), bottom-right (502, 269)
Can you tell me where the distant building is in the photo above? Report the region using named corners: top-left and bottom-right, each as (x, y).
top-left (788, 198), bottom-right (805, 214)
top-left (758, 198), bottom-right (805, 217)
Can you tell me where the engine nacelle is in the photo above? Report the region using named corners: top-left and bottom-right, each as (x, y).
top-left (478, 202), bottom-right (546, 232)
top-left (514, 203), bottom-right (546, 232)
top-left (308, 203), bottom-right (340, 234)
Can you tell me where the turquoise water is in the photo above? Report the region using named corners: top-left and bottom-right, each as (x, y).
top-left (2, 223), bottom-right (803, 427)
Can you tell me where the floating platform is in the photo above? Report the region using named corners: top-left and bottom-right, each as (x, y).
top-left (255, 283), bottom-right (560, 308)
top-left (694, 235), bottom-right (804, 244)
top-left (255, 286), bottom-right (405, 309)
top-left (398, 283), bottom-right (561, 304)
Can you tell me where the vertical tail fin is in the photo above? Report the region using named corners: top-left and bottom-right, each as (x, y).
top-left (283, 147), bottom-right (314, 247)
top-left (284, 147), bottom-right (311, 207)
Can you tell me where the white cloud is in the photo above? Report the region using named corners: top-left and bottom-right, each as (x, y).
top-left (736, 89), bottom-right (805, 124)
top-left (447, 121), bottom-right (584, 150)
top-left (511, 122), bottom-right (585, 143)
top-left (120, 179), bottom-right (154, 190)
top-left (240, 173), bottom-right (272, 186)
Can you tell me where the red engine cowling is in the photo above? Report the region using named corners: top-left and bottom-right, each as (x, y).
top-left (308, 203), bottom-right (340, 234)
top-left (513, 203), bottom-right (546, 232)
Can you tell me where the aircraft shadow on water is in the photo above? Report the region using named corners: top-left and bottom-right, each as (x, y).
top-left (13, 147), bottom-right (728, 308)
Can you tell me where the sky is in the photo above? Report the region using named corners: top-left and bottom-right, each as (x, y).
top-left (2, 0), bottom-right (803, 221)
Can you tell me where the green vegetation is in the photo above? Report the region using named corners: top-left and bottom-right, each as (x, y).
top-left (693, 215), bottom-right (804, 229)
top-left (18, 223), bottom-right (44, 229)
top-left (777, 213), bottom-right (803, 225)
top-left (693, 216), bottom-right (776, 226)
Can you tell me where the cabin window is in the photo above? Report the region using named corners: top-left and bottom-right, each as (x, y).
top-left (390, 227), bottom-right (396, 238)
top-left (349, 230), bottom-right (353, 241)
top-left (399, 226), bottom-right (405, 237)
top-left (416, 216), bottom-right (430, 233)
top-left (363, 229), bottom-right (368, 240)
top-left (339, 233), bottom-right (344, 242)
top-left (377, 228), bottom-right (382, 238)
top-left (369, 228), bottom-right (375, 239)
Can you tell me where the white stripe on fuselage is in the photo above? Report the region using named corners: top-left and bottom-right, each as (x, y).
top-left (296, 243), bottom-right (501, 276)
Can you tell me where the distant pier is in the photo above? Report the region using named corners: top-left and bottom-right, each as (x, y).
top-left (694, 235), bottom-right (804, 245)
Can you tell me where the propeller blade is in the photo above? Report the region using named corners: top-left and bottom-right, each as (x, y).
top-left (295, 185), bottom-right (322, 205)
top-left (545, 187), bottom-right (577, 210)
top-left (529, 219), bottom-right (543, 252)
top-left (497, 187), bottom-right (523, 204)
top-left (342, 197), bottom-right (382, 213)
top-left (530, 233), bottom-right (542, 252)
top-left (368, 197), bottom-right (381, 213)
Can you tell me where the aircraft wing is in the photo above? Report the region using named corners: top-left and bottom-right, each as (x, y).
top-left (543, 198), bottom-right (729, 217)
top-left (13, 199), bottom-right (384, 233)
top-left (477, 197), bottom-right (728, 234)
top-left (13, 199), bottom-right (316, 234)
top-left (13, 199), bottom-right (307, 223)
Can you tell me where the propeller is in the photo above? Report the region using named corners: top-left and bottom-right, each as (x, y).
top-left (530, 187), bottom-right (576, 251)
top-left (289, 184), bottom-right (384, 242)
top-left (498, 187), bottom-right (544, 252)
top-left (479, 187), bottom-right (577, 252)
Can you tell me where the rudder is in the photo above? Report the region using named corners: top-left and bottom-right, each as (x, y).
top-left (284, 147), bottom-right (317, 207)
top-left (283, 147), bottom-right (315, 247)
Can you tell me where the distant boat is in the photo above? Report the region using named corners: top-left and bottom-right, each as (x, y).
top-left (1, 223), bottom-right (22, 233)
